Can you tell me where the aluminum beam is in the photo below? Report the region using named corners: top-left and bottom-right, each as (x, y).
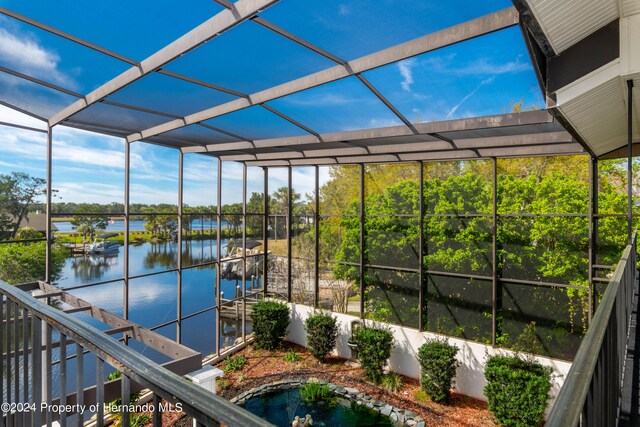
top-left (0, 100), bottom-right (47, 122)
top-left (45, 126), bottom-right (53, 284)
top-left (127, 7), bottom-right (519, 142)
top-left (356, 74), bottom-right (419, 134)
top-left (627, 79), bottom-right (634, 243)
top-left (241, 142), bottom-right (584, 166)
top-left (177, 151), bottom-right (184, 342)
top-left (0, 121), bottom-right (47, 133)
top-left (201, 110), bottom-right (555, 152)
top-left (124, 140), bottom-right (130, 324)
top-left (37, 282), bottom-right (198, 360)
top-left (218, 129), bottom-right (577, 161)
top-left (477, 142), bottom-right (582, 157)
top-left (49, 0), bottom-right (280, 126)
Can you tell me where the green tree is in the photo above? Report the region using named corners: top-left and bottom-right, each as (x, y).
top-left (223, 203), bottom-right (243, 238)
top-left (0, 172), bottom-right (48, 240)
top-left (71, 206), bottom-right (109, 242)
top-left (142, 207), bottom-right (161, 237)
top-left (269, 187), bottom-right (301, 241)
top-left (15, 227), bottom-right (42, 240)
top-left (156, 209), bottom-right (178, 238)
top-left (0, 242), bottom-right (66, 285)
top-left (327, 159), bottom-right (599, 356)
top-left (246, 192), bottom-right (265, 236)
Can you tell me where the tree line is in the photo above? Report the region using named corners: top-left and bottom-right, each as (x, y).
top-left (305, 156), bottom-right (635, 360)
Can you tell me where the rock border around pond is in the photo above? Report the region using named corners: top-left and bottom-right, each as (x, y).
top-left (229, 378), bottom-right (425, 427)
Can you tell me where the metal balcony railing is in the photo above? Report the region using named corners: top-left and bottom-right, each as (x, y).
top-left (546, 232), bottom-right (637, 426)
top-left (0, 280), bottom-right (272, 427)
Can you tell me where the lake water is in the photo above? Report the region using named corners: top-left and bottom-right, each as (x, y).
top-left (53, 219), bottom-right (229, 233)
top-left (0, 238), bottom-right (264, 404)
top-left (56, 238), bottom-right (260, 355)
top-left (32, 237), bottom-right (264, 400)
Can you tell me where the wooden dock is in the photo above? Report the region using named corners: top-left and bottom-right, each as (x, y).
top-left (63, 243), bottom-right (88, 256)
top-left (219, 299), bottom-right (258, 320)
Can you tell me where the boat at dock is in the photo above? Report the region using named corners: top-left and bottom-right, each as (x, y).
top-left (88, 233), bottom-right (120, 255)
top-left (220, 239), bottom-right (266, 280)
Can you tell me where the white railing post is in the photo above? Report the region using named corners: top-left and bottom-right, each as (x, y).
top-left (186, 366), bottom-right (225, 427)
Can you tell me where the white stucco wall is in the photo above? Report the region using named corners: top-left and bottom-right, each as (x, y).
top-left (286, 303), bottom-right (572, 414)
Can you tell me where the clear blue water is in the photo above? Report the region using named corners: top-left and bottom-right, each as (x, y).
top-left (241, 388), bottom-right (400, 427)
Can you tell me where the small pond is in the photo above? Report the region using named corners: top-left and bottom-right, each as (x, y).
top-left (241, 387), bottom-right (401, 427)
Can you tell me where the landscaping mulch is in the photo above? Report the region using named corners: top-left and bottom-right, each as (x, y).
top-left (216, 342), bottom-right (497, 427)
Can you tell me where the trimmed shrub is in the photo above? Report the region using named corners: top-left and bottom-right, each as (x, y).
top-left (484, 355), bottom-right (553, 427)
top-left (354, 325), bottom-right (394, 384)
top-left (417, 339), bottom-right (459, 404)
top-left (304, 311), bottom-right (339, 362)
top-left (252, 300), bottom-right (290, 350)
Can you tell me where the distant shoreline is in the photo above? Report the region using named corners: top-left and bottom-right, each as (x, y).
top-left (52, 216), bottom-right (125, 222)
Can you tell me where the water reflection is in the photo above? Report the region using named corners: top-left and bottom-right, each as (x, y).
top-left (56, 238), bottom-right (263, 358)
top-left (60, 239), bottom-right (221, 286)
top-left (70, 254), bottom-right (119, 282)
top-left (144, 242), bottom-right (178, 270)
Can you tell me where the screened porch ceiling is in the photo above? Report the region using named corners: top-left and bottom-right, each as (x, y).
top-left (0, 0), bottom-right (601, 165)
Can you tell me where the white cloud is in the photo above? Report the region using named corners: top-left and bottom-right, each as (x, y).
top-left (0, 127), bottom-right (48, 159)
top-left (130, 183), bottom-right (177, 205)
top-left (54, 182), bottom-right (124, 203)
top-left (5, 125), bottom-right (130, 171)
top-left (53, 139), bottom-right (125, 169)
top-left (397, 58), bottom-right (416, 92)
top-left (455, 57), bottom-right (531, 76)
top-left (0, 105), bottom-right (47, 129)
top-left (318, 167), bottom-right (331, 186)
top-left (418, 53), bottom-right (531, 77)
top-left (183, 155), bottom-right (217, 183)
top-left (368, 117), bottom-right (401, 128)
top-left (267, 168), bottom-right (289, 194)
top-left (0, 20), bottom-right (76, 88)
top-left (291, 167), bottom-right (316, 198)
top-left (0, 27), bottom-right (58, 73)
top-left (129, 141), bottom-right (176, 181)
top-left (446, 77), bottom-right (495, 119)
top-left (247, 166), bottom-right (265, 188)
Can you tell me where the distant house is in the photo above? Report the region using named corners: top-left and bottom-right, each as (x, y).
top-left (14, 214), bottom-right (58, 233)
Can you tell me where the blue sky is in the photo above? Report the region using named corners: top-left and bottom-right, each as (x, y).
top-left (0, 0), bottom-right (543, 205)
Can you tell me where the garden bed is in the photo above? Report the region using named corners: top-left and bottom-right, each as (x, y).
top-left (215, 342), bottom-right (496, 427)
top-left (140, 341), bottom-right (495, 426)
